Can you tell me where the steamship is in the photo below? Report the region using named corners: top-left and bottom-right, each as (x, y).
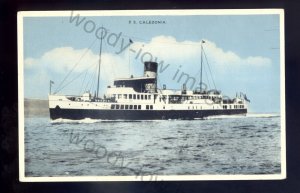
top-left (49, 39), bottom-right (249, 120)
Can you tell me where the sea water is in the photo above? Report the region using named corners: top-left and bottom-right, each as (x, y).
top-left (24, 113), bottom-right (281, 177)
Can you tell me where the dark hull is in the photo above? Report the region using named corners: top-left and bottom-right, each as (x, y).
top-left (49, 107), bottom-right (247, 120)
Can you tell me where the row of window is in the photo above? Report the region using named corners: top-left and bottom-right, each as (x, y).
top-left (111, 104), bottom-right (153, 110)
top-left (113, 94), bottom-right (152, 100)
top-left (188, 106), bottom-right (203, 110)
top-left (182, 96), bottom-right (219, 100)
top-left (234, 105), bottom-right (244, 109)
top-left (223, 105), bottom-right (244, 109)
top-left (113, 94), bottom-right (219, 101)
top-left (166, 95), bottom-right (219, 100)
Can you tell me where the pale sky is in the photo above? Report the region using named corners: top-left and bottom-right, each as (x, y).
top-left (22, 12), bottom-right (281, 113)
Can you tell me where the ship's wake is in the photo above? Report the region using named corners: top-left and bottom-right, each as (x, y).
top-left (206, 113), bottom-right (280, 120)
top-left (50, 118), bottom-right (152, 124)
top-left (50, 118), bottom-right (102, 124)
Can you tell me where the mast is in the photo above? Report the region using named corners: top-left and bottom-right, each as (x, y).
top-left (199, 40), bottom-right (206, 92)
top-left (96, 29), bottom-right (103, 98)
top-left (200, 40), bottom-right (204, 92)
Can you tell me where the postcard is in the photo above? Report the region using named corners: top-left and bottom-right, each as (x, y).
top-left (18, 9), bottom-right (285, 182)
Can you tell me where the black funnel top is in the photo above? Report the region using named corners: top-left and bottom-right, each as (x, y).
top-left (144, 61), bottom-right (158, 73)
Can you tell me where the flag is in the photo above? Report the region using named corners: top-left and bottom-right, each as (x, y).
top-left (244, 94), bottom-right (250, 103)
top-left (129, 39), bottom-right (133, 43)
top-left (50, 80), bottom-right (54, 84)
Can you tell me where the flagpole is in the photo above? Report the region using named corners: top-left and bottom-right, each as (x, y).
top-left (129, 43), bottom-right (131, 76)
top-left (50, 80), bottom-right (54, 94)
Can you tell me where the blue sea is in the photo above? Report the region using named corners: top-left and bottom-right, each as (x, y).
top-left (24, 113), bottom-right (281, 177)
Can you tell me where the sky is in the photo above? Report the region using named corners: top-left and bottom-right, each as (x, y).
top-left (22, 12), bottom-right (281, 113)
